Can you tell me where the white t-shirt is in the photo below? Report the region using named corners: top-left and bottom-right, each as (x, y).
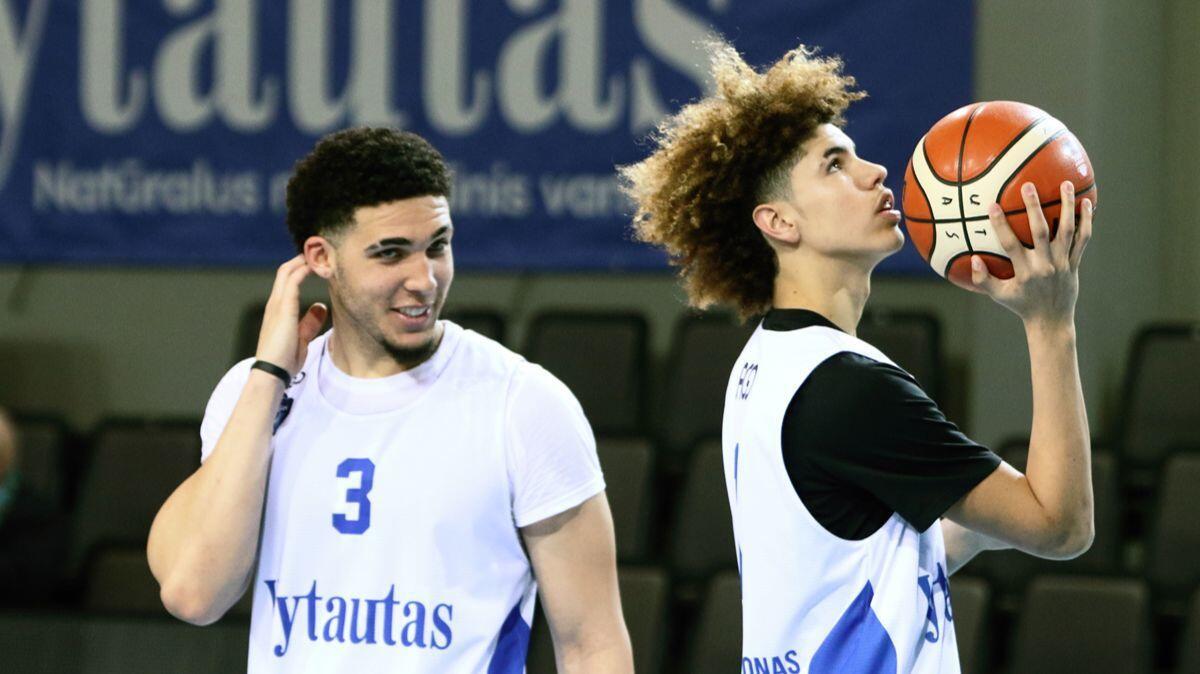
top-left (199, 321), bottom-right (605, 673)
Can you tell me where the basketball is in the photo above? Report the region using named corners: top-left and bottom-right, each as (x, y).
top-left (901, 101), bottom-right (1098, 287)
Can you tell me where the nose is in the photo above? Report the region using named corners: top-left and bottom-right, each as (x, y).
top-left (859, 160), bottom-right (887, 190)
top-left (404, 253), bottom-right (438, 296)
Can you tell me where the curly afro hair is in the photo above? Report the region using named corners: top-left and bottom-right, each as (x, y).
top-left (286, 127), bottom-right (453, 251)
top-left (619, 42), bottom-right (864, 319)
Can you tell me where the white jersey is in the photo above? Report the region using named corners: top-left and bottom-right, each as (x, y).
top-left (722, 323), bottom-right (959, 674)
top-left (199, 321), bottom-right (605, 673)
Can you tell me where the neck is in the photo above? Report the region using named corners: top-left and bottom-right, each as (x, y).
top-left (328, 320), bottom-right (444, 378)
top-left (770, 252), bottom-right (873, 335)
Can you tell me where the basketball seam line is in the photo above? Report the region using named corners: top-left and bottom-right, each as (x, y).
top-left (920, 115), bottom-right (1048, 188)
top-left (903, 182), bottom-right (1096, 223)
top-left (908, 142), bottom-right (938, 261)
top-left (995, 128), bottom-right (1070, 214)
top-left (953, 104), bottom-right (982, 269)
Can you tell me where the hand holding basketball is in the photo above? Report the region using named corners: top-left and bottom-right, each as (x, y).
top-left (967, 180), bottom-right (1093, 325)
top-left (255, 255), bottom-right (328, 376)
top-left (903, 101), bottom-right (1097, 289)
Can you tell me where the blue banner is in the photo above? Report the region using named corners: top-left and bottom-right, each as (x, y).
top-left (0, 0), bottom-right (972, 271)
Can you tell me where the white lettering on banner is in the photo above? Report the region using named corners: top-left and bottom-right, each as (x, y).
top-left (287, 0), bottom-right (406, 133)
top-left (631, 0), bottom-right (720, 131)
top-left (153, 0), bottom-right (279, 132)
top-left (32, 158), bottom-right (261, 215)
top-left (498, 0), bottom-right (624, 134)
top-left (423, 0), bottom-right (490, 136)
top-left (81, 0), bottom-right (148, 133)
top-left (3, 0), bottom-right (728, 194)
top-left (0, 0), bottom-right (51, 191)
top-left (539, 173), bottom-right (630, 218)
top-left (450, 162), bottom-right (534, 218)
top-left (36, 158), bottom-right (631, 220)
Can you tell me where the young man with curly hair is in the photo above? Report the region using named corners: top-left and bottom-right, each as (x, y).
top-left (148, 128), bottom-right (633, 673)
top-left (622, 44), bottom-right (1094, 673)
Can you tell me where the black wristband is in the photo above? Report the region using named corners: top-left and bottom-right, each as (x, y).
top-left (251, 360), bottom-right (292, 386)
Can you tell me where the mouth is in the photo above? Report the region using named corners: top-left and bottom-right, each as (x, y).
top-left (390, 305), bottom-right (433, 328)
top-left (876, 189), bottom-right (901, 221)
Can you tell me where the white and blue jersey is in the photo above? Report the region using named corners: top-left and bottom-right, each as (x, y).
top-left (722, 309), bottom-right (999, 674)
top-left (199, 321), bottom-right (605, 673)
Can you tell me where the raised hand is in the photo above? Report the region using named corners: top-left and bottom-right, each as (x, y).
top-left (254, 255), bottom-right (328, 375)
top-left (969, 181), bottom-right (1093, 327)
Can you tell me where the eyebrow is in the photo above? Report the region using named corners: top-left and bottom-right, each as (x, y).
top-left (822, 145), bottom-right (852, 159)
top-left (364, 226), bottom-right (452, 253)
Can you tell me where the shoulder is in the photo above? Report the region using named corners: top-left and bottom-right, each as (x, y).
top-left (445, 321), bottom-right (527, 382)
top-left (786, 351), bottom-right (933, 450)
top-left (804, 351), bottom-right (923, 406)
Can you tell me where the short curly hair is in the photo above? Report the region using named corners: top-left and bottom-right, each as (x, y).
top-left (619, 42), bottom-right (864, 319)
top-left (286, 127), bottom-right (453, 251)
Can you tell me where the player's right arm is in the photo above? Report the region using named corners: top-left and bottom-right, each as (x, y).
top-left (146, 256), bottom-right (327, 625)
top-left (944, 181), bottom-right (1095, 560)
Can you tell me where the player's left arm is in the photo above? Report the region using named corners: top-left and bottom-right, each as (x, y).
top-left (523, 494), bottom-right (634, 673)
top-left (941, 518), bottom-right (1010, 575)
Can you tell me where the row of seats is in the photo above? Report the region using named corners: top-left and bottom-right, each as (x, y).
top-left (6, 573), bottom-right (1200, 674)
top-left (235, 304), bottom-right (954, 453)
top-left (8, 417), bottom-right (1200, 619)
top-left (446, 311), bottom-right (1197, 475)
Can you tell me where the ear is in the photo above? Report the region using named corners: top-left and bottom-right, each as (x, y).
top-left (303, 236), bottom-right (336, 279)
top-left (752, 202), bottom-right (801, 245)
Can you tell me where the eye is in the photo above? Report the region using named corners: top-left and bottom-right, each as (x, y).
top-left (374, 248), bottom-right (403, 261)
top-left (826, 157), bottom-right (842, 173)
top-left (428, 239), bottom-right (450, 255)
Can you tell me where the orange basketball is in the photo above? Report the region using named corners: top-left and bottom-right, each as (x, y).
top-left (901, 101), bottom-right (1097, 288)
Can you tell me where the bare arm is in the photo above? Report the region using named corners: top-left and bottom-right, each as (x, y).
top-left (944, 182), bottom-right (1095, 560)
top-left (522, 494), bottom-right (633, 674)
top-left (941, 518), bottom-right (1009, 575)
top-left (146, 256), bottom-right (326, 625)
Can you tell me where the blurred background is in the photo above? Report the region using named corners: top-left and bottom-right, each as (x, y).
top-left (0, 0), bottom-right (1197, 672)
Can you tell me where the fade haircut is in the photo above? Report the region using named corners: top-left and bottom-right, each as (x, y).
top-left (619, 42), bottom-right (864, 319)
top-left (286, 127), bottom-right (453, 251)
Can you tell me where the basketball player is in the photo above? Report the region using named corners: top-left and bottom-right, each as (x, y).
top-left (621, 43), bottom-right (1094, 672)
top-left (147, 128), bottom-right (633, 672)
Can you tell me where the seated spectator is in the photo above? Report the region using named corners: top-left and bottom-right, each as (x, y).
top-left (0, 408), bottom-right (68, 606)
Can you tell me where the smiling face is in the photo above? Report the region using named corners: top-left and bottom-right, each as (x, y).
top-left (309, 195), bottom-right (454, 368)
top-left (766, 124), bottom-right (905, 263)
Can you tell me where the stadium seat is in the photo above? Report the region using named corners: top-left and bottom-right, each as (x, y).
top-left (69, 420), bottom-right (200, 577)
top-left (443, 307), bottom-right (507, 344)
top-left (657, 313), bottom-right (754, 455)
top-left (857, 309), bottom-right (944, 402)
top-left (526, 566), bottom-right (669, 674)
top-left (232, 300), bottom-right (268, 364)
top-left (949, 575), bottom-right (991, 674)
top-left (523, 311), bottom-right (649, 436)
top-left (233, 299), bottom-right (331, 365)
top-left (1114, 323), bottom-right (1200, 483)
top-left (1008, 576), bottom-right (1151, 674)
top-left (12, 414), bottom-right (70, 509)
top-left (84, 545), bottom-right (166, 615)
top-left (618, 566), bottom-right (670, 674)
top-left (1178, 589), bottom-right (1200, 674)
top-left (596, 437), bottom-right (655, 563)
top-left (669, 439), bottom-right (736, 583)
top-left (1146, 454), bottom-right (1200, 602)
top-left (971, 448), bottom-right (1121, 597)
top-left (0, 613), bottom-right (249, 673)
top-left (684, 570), bottom-right (742, 674)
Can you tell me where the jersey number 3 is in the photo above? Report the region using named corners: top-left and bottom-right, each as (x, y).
top-left (333, 458), bottom-right (375, 535)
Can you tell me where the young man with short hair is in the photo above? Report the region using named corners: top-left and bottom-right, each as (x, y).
top-left (148, 128), bottom-right (633, 673)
